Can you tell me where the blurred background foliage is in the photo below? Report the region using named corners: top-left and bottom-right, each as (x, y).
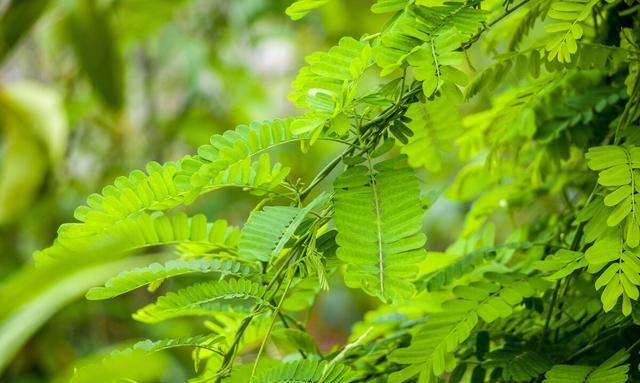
top-left (0, 0), bottom-right (466, 381)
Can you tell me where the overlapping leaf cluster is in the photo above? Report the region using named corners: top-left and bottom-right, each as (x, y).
top-left (22, 0), bottom-right (640, 381)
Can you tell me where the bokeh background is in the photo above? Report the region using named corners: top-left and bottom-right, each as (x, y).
top-left (0, 1), bottom-right (468, 381)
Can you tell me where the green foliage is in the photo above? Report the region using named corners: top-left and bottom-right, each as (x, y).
top-left (582, 145), bottom-right (640, 314)
top-left (239, 193), bottom-right (330, 262)
top-left (586, 145), bottom-right (640, 246)
top-left (371, 0), bottom-right (407, 14)
top-left (289, 37), bottom-right (372, 142)
top-left (66, 0), bottom-right (125, 111)
top-left (119, 334), bottom-right (224, 355)
top-left (184, 119), bottom-right (298, 190)
top-left (285, 0), bottom-right (329, 20)
top-left (535, 249), bottom-right (587, 280)
top-left (0, 255), bottom-right (153, 372)
top-left (544, 349), bottom-right (630, 383)
top-left (389, 273), bottom-right (549, 381)
top-left (399, 94), bottom-right (461, 172)
top-left (485, 347), bottom-right (553, 382)
top-left (35, 212), bottom-right (240, 264)
top-left (3, 0), bottom-right (640, 382)
top-left (544, 0), bottom-right (599, 63)
top-left (0, 0), bottom-right (50, 62)
top-left (374, 3), bottom-right (486, 78)
top-left (0, 82), bottom-right (67, 224)
top-left (133, 278), bottom-right (269, 323)
top-left (508, 0), bottom-right (552, 51)
top-left (333, 156), bottom-right (426, 302)
top-left (86, 258), bottom-right (257, 300)
top-left (253, 360), bottom-right (355, 383)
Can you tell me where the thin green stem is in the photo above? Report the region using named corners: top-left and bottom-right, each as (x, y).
top-left (300, 153), bottom-right (346, 201)
top-left (250, 273), bottom-right (294, 381)
top-left (461, 0), bottom-right (532, 50)
top-left (538, 183), bottom-right (595, 351)
top-left (538, 280), bottom-right (561, 351)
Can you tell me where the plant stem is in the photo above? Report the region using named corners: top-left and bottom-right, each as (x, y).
top-left (461, 0), bottom-right (531, 50)
top-left (300, 153), bottom-right (345, 201)
top-left (538, 186), bottom-right (592, 350)
top-left (538, 280), bottom-right (561, 351)
top-left (214, 246), bottom-right (300, 382)
top-left (250, 273), bottom-right (294, 381)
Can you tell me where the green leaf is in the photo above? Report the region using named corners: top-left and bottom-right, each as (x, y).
top-left (133, 278), bottom-right (269, 323)
top-left (485, 348), bottom-right (552, 382)
top-left (0, 82), bottom-right (68, 225)
top-left (333, 156), bottom-right (426, 302)
top-left (332, 112), bottom-right (351, 136)
top-left (544, 349), bottom-right (629, 383)
top-left (586, 146), bottom-right (640, 248)
top-left (253, 360), bottom-right (355, 383)
top-left (290, 117), bottom-right (326, 135)
top-left (604, 185), bottom-right (633, 206)
top-left (399, 94), bottom-right (461, 172)
top-left (285, 0), bottom-right (329, 20)
top-left (116, 334), bottom-right (224, 356)
top-left (0, 0), bottom-right (50, 62)
top-left (371, 0), bottom-right (407, 14)
top-left (36, 212), bottom-right (241, 265)
top-left (534, 249), bottom-right (586, 280)
top-left (544, 0), bottom-right (599, 63)
top-left (375, 4), bottom-right (486, 75)
top-left (0, 255), bottom-right (154, 373)
top-left (290, 37), bottom-right (371, 115)
top-left (389, 274), bottom-right (549, 380)
top-left (239, 193), bottom-right (330, 261)
top-left (86, 258), bottom-right (257, 300)
top-left (36, 120), bottom-right (298, 264)
top-left (586, 146), bottom-right (628, 171)
top-left (66, 0), bottom-right (125, 111)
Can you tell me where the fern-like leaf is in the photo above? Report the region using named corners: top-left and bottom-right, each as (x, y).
top-left (37, 119), bottom-right (301, 264)
top-left (115, 334), bottom-right (224, 356)
top-left (253, 360), bottom-right (355, 383)
top-left (72, 161), bottom-right (184, 228)
top-left (285, 0), bottom-right (329, 21)
top-left (183, 119), bottom-right (300, 189)
top-left (544, 0), bottom-right (599, 63)
top-left (239, 192), bottom-right (329, 262)
top-left (375, 3), bottom-right (486, 82)
top-left (35, 213), bottom-right (240, 264)
top-left (544, 349), bottom-right (630, 383)
top-left (534, 249), bottom-right (587, 281)
top-left (289, 37), bottom-right (371, 116)
top-left (582, 146), bottom-right (640, 314)
top-left (371, 0), bottom-right (407, 14)
top-left (509, 0), bottom-right (552, 50)
top-left (465, 50), bottom-right (544, 100)
top-left (399, 95), bottom-right (461, 172)
top-left (586, 145), bottom-right (640, 247)
top-left (423, 245), bottom-right (521, 291)
top-left (458, 76), bottom-right (556, 160)
top-left (389, 273), bottom-right (549, 382)
top-left (485, 347), bottom-right (552, 382)
top-left (133, 278), bottom-right (268, 323)
top-left (86, 259), bottom-right (257, 300)
top-left (584, 231), bottom-right (640, 315)
top-left (333, 156), bottom-right (426, 302)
